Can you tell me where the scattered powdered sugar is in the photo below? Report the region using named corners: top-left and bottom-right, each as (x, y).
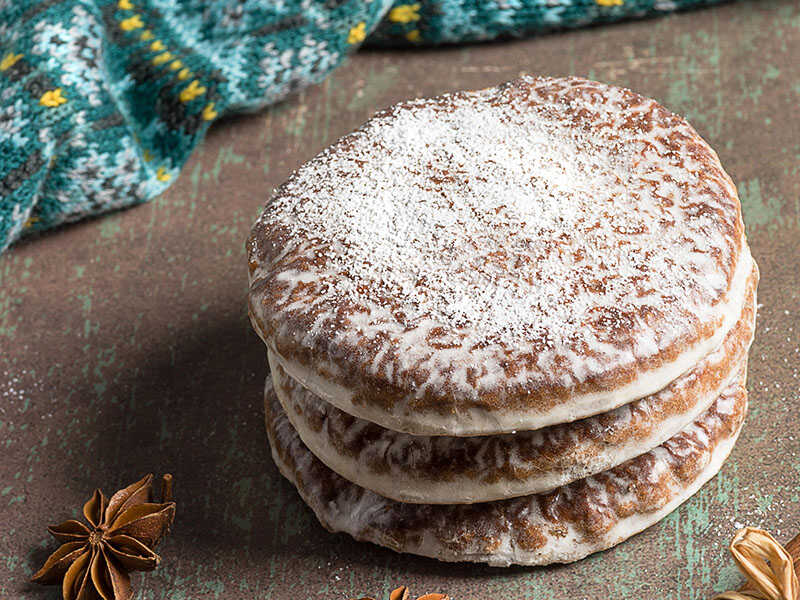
top-left (262, 77), bottom-right (738, 347)
top-left (1, 367), bottom-right (50, 419)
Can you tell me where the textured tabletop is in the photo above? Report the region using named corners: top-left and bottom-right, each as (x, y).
top-left (2, 1), bottom-right (799, 598)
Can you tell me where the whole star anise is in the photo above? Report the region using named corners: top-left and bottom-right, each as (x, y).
top-left (32, 474), bottom-right (176, 600)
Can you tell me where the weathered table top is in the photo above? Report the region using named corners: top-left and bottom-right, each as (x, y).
top-left (2, 1), bottom-right (799, 598)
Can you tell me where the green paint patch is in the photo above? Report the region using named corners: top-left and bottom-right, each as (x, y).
top-left (345, 65), bottom-right (400, 113)
top-left (188, 161), bottom-right (204, 199)
top-left (283, 91), bottom-right (309, 140)
top-left (756, 493), bottom-right (774, 511)
top-left (99, 217), bottom-right (122, 239)
top-left (763, 64), bottom-right (780, 80)
top-left (230, 514), bottom-right (252, 532)
top-left (210, 144), bottom-right (247, 184)
top-left (714, 562), bottom-right (744, 595)
top-left (739, 178), bottom-right (784, 228)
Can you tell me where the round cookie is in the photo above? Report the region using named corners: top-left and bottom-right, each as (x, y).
top-left (249, 76), bottom-right (753, 436)
top-left (265, 373), bottom-right (748, 566)
top-left (269, 265), bottom-right (754, 503)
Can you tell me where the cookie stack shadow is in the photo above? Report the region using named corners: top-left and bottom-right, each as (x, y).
top-left (247, 77), bottom-right (757, 566)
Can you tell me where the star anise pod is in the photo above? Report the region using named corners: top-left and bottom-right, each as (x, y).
top-left (32, 474), bottom-right (176, 600)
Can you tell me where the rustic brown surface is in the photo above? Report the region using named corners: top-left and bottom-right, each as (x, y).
top-left (2, 1), bottom-right (799, 598)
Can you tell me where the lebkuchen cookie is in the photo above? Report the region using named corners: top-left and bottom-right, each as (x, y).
top-left (268, 264), bottom-right (755, 504)
top-left (265, 372), bottom-right (748, 566)
top-left (248, 76), bottom-right (758, 565)
top-left (248, 76), bottom-right (754, 436)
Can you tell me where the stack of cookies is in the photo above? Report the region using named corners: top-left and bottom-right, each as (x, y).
top-left (247, 77), bottom-right (757, 566)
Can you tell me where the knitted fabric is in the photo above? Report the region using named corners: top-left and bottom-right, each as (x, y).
top-left (0, 0), bottom-right (725, 252)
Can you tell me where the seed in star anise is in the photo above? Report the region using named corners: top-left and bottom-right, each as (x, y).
top-left (31, 474), bottom-right (175, 600)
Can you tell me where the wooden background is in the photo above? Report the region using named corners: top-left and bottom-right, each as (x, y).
top-left (2, 1), bottom-right (799, 598)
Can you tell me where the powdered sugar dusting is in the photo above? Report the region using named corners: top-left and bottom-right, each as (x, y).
top-left (262, 76), bottom-right (739, 347)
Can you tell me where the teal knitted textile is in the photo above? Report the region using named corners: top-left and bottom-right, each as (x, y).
top-left (0, 0), bottom-right (725, 252)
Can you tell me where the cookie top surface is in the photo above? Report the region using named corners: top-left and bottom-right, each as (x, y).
top-left (249, 76), bottom-right (748, 433)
